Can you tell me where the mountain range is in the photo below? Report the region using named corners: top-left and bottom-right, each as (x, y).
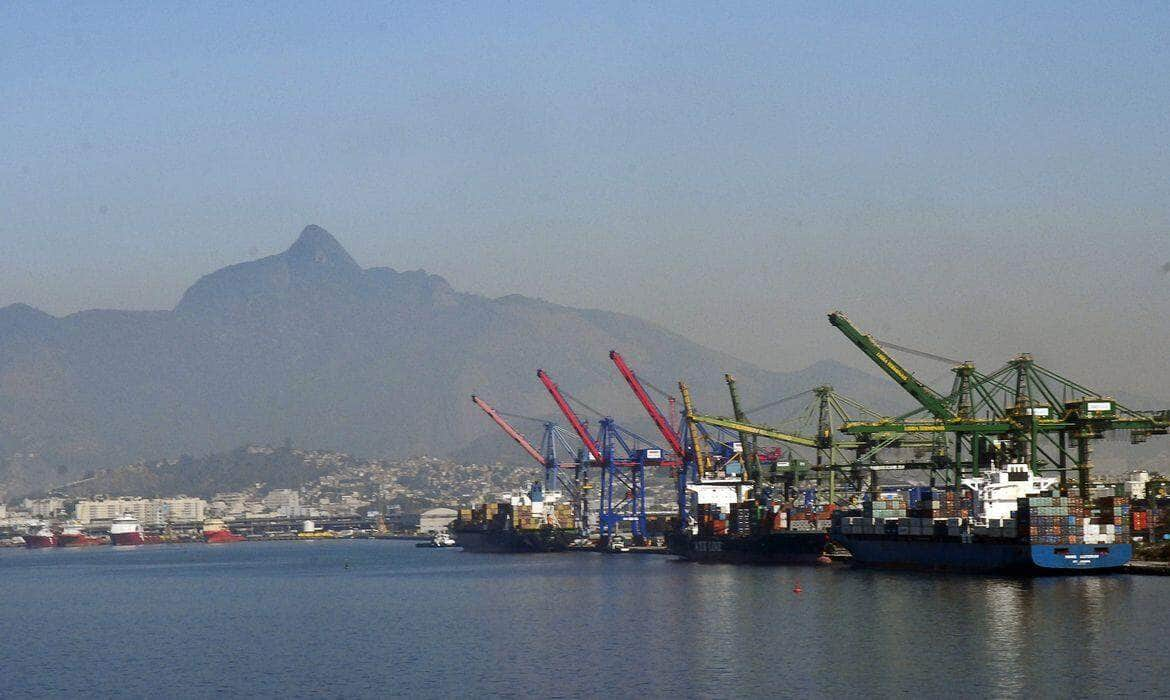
top-left (0, 225), bottom-right (900, 499)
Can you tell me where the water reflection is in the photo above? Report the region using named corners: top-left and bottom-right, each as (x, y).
top-left (0, 543), bottom-right (1164, 698)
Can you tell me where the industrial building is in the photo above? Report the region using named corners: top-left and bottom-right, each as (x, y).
top-left (417, 507), bottom-right (458, 533)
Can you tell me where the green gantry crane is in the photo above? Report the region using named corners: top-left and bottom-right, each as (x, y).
top-left (828, 311), bottom-right (1170, 497)
top-left (685, 381), bottom-right (939, 503)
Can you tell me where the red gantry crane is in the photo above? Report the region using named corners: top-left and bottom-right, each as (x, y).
top-left (537, 368), bottom-right (671, 540)
top-left (609, 351), bottom-right (685, 461)
top-left (537, 369), bottom-right (602, 463)
top-left (470, 395), bottom-right (547, 466)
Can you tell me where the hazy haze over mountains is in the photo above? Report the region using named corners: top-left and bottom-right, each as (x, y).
top-left (0, 226), bottom-right (896, 498)
top-left (4, 5), bottom-right (1169, 404)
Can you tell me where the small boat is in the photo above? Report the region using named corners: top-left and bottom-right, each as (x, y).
top-left (57, 523), bottom-right (106, 547)
top-left (202, 518), bottom-right (246, 544)
top-left (605, 535), bottom-right (631, 553)
top-left (416, 530), bottom-right (458, 548)
top-left (109, 513), bottom-right (164, 546)
top-left (24, 525), bottom-right (57, 549)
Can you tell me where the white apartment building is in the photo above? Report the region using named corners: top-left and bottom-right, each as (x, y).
top-left (75, 497), bottom-right (207, 526)
top-left (262, 489), bottom-right (306, 517)
top-left (210, 492), bottom-right (249, 517)
top-left (23, 497), bottom-right (66, 518)
top-left (160, 498), bottom-right (206, 523)
top-left (76, 499), bottom-right (164, 526)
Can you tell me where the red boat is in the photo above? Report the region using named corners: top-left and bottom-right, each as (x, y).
top-left (57, 524), bottom-right (107, 547)
top-left (24, 525), bottom-right (57, 548)
top-left (109, 514), bottom-right (163, 545)
top-left (203, 518), bottom-right (246, 543)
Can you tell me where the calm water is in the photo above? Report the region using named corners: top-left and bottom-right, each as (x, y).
top-left (2, 540), bottom-right (1167, 698)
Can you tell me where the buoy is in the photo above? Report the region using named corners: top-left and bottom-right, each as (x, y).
top-left (793, 582), bottom-right (803, 594)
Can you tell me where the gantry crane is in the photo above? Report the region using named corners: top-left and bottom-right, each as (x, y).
top-left (537, 369), bottom-right (676, 541)
top-left (609, 351), bottom-right (695, 527)
top-left (828, 311), bottom-right (1170, 496)
top-left (684, 378), bottom-right (942, 502)
top-left (609, 351), bottom-right (686, 460)
top-left (723, 374), bottom-right (761, 482)
top-left (828, 312), bottom-right (956, 420)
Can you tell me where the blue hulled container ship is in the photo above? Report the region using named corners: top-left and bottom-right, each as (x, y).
top-left (832, 533), bottom-right (1131, 573)
top-left (831, 464), bottom-right (1132, 574)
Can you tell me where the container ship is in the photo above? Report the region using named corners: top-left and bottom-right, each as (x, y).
top-left (452, 482), bottom-right (576, 553)
top-left (24, 525), bottom-right (58, 548)
top-left (202, 518), bottom-right (246, 543)
top-left (832, 463), bottom-right (1132, 573)
top-left (57, 523), bottom-right (106, 547)
top-left (667, 472), bottom-right (832, 564)
top-left (109, 513), bottom-right (164, 546)
top-left (666, 524), bottom-right (830, 564)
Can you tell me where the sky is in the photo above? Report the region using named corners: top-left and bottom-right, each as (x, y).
top-left (2, 2), bottom-right (1169, 398)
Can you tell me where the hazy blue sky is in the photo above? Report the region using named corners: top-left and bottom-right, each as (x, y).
top-left (3, 2), bottom-right (1169, 396)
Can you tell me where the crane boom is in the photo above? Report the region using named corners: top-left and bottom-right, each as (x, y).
top-left (828, 311), bottom-right (955, 420)
top-left (724, 373), bottom-right (760, 480)
top-left (609, 351), bottom-right (686, 459)
top-left (688, 412), bottom-right (822, 448)
top-left (678, 382), bottom-right (709, 474)
top-left (470, 395), bottom-right (547, 466)
top-left (536, 369), bottom-right (603, 462)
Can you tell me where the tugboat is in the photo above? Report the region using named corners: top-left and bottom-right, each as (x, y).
top-left (202, 518), bottom-right (246, 544)
top-left (109, 513), bottom-right (164, 546)
top-left (24, 524), bottom-right (58, 549)
top-left (415, 530), bottom-right (458, 548)
top-left (605, 535), bottom-right (631, 553)
top-left (57, 523), bottom-right (106, 547)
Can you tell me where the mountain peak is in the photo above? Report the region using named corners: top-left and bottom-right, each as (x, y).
top-left (174, 225), bottom-right (362, 315)
top-left (284, 225), bottom-right (359, 271)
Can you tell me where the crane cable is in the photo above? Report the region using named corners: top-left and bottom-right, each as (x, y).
top-left (744, 389), bottom-right (814, 416)
top-left (497, 410), bottom-right (549, 424)
top-left (635, 373), bottom-right (675, 402)
top-left (875, 338), bottom-right (963, 366)
top-left (561, 389), bottom-right (606, 419)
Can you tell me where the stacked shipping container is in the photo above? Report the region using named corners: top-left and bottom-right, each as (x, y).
top-left (456, 501), bottom-right (574, 531)
top-left (836, 490), bottom-right (1135, 544)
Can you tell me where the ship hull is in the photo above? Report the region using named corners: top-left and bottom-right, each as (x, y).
top-left (205, 530), bottom-right (246, 544)
top-left (453, 527), bottom-right (572, 553)
top-left (110, 532), bottom-right (163, 546)
top-left (667, 530), bottom-right (830, 564)
top-left (24, 535), bottom-right (57, 549)
top-left (833, 534), bottom-right (1131, 573)
top-left (57, 534), bottom-right (106, 547)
